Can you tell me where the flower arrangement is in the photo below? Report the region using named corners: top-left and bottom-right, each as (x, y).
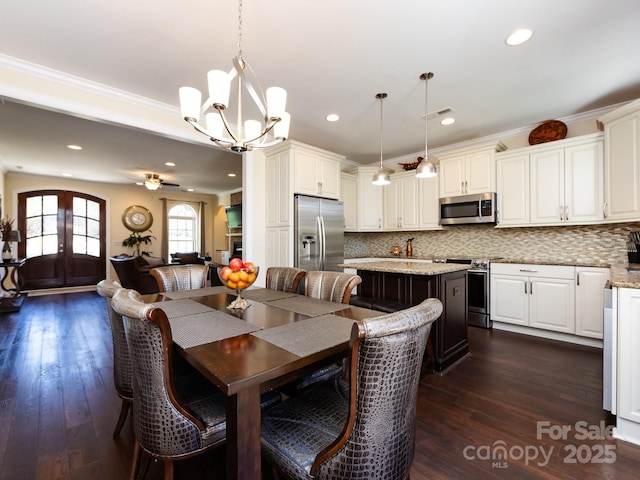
top-left (0, 217), bottom-right (14, 242)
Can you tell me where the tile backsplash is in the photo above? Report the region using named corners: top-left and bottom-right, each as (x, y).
top-left (345, 222), bottom-right (640, 266)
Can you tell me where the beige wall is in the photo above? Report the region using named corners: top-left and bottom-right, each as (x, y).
top-left (4, 171), bottom-right (225, 280)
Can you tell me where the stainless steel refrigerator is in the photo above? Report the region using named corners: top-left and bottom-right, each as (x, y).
top-left (294, 195), bottom-right (344, 271)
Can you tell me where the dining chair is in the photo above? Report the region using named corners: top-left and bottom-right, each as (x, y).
top-left (261, 297), bottom-right (443, 480)
top-left (96, 279), bottom-right (132, 438)
top-left (266, 267), bottom-right (307, 294)
top-left (110, 287), bottom-right (227, 480)
top-left (304, 271), bottom-right (362, 304)
top-left (150, 264), bottom-right (208, 293)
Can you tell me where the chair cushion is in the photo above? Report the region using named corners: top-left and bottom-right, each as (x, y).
top-left (262, 378), bottom-right (349, 478)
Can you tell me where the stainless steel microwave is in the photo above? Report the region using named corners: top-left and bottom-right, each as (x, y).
top-left (439, 192), bottom-right (497, 225)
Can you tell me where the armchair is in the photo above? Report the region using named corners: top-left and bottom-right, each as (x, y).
top-left (109, 254), bottom-right (168, 294)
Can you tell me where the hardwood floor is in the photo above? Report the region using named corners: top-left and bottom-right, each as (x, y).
top-left (1, 291), bottom-right (639, 479)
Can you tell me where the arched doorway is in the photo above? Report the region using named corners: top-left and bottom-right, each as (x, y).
top-left (17, 190), bottom-right (106, 289)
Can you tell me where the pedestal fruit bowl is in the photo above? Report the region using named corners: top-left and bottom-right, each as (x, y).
top-left (217, 259), bottom-right (259, 310)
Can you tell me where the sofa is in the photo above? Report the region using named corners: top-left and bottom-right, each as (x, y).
top-left (109, 254), bottom-right (169, 294)
top-left (170, 252), bottom-right (211, 265)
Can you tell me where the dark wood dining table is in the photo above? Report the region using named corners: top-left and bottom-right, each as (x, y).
top-left (144, 286), bottom-right (383, 480)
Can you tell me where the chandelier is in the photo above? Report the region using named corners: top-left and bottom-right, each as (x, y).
top-left (179, 0), bottom-right (290, 153)
top-left (372, 93), bottom-right (391, 186)
top-left (415, 72), bottom-right (437, 178)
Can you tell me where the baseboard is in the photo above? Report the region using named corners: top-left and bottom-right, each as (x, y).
top-left (24, 285), bottom-right (97, 297)
top-left (492, 321), bottom-right (603, 348)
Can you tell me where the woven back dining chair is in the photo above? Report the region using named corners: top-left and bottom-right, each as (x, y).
top-left (110, 287), bottom-right (228, 480)
top-left (261, 297), bottom-right (443, 480)
top-left (96, 279), bottom-right (132, 438)
top-left (266, 267), bottom-right (307, 294)
top-left (304, 271), bottom-right (361, 304)
top-left (150, 264), bottom-right (208, 293)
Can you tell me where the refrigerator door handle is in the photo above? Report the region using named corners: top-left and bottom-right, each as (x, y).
top-left (317, 215), bottom-right (325, 270)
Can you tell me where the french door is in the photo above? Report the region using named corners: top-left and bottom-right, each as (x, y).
top-left (17, 191), bottom-right (106, 289)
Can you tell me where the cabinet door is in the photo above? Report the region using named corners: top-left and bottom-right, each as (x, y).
top-left (604, 114), bottom-right (640, 221)
top-left (357, 170), bottom-right (383, 230)
top-left (496, 155), bottom-right (529, 225)
top-left (529, 277), bottom-right (575, 333)
top-left (293, 150), bottom-right (320, 196)
top-left (399, 175), bottom-right (420, 229)
top-left (490, 274), bottom-right (528, 325)
top-left (317, 157), bottom-right (340, 199)
top-left (266, 227), bottom-right (292, 268)
top-left (418, 174), bottom-right (440, 228)
top-left (383, 180), bottom-right (401, 230)
top-left (618, 287), bottom-right (640, 425)
top-left (575, 267), bottom-right (610, 338)
top-left (565, 141), bottom-right (604, 223)
top-left (530, 149), bottom-right (564, 224)
top-left (466, 151), bottom-right (495, 194)
top-left (439, 155), bottom-right (465, 197)
top-left (340, 174), bottom-right (357, 231)
top-left (266, 151), bottom-right (291, 227)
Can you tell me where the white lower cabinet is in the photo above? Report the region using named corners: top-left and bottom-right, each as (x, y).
top-left (615, 287), bottom-right (640, 445)
top-left (575, 266), bottom-right (610, 338)
top-left (491, 263), bottom-right (575, 334)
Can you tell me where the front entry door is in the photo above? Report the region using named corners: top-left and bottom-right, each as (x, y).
top-left (18, 191), bottom-right (106, 289)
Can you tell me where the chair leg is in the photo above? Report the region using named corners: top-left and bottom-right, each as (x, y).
top-left (130, 439), bottom-right (142, 480)
top-left (163, 460), bottom-right (174, 480)
top-left (113, 399), bottom-right (132, 438)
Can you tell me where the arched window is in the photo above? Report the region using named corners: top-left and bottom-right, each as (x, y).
top-left (167, 203), bottom-right (198, 253)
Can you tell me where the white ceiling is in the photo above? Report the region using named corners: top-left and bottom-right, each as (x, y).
top-left (0, 0), bottom-right (639, 195)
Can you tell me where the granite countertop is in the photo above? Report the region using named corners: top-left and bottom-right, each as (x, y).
top-left (338, 260), bottom-right (469, 276)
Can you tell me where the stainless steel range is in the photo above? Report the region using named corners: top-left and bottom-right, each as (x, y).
top-left (434, 257), bottom-right (500, 329)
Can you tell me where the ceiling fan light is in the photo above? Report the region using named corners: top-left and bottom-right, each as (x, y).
top-left (266, 87), bottom-right (287, 120)
top-left (144, 179), bottom-right (161, 191)
top-left (416, 158), bottom-right (437, 178)
top-left (207, 69), bottom-right (231, 109)
top-left (372, 168), bottom-right (391, 185)
top-left (179, 87), bottom-right (202, 121)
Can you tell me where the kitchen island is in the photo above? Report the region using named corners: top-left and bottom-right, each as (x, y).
top-left (340, 259), bottom-right (469, 373)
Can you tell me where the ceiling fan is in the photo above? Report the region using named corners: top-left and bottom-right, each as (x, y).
top-left (142, 173), bottom-right (180, 190)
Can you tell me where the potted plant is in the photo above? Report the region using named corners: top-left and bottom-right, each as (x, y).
top-left (122, 230), bottom-right (155, 257)
top-left (0, 217), bottom-right (15, 260)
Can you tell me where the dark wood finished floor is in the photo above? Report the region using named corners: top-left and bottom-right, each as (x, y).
top-left (1, 291), bottom-right (639, 479)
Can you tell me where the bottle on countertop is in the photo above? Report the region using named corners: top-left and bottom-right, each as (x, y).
top-left (406, 238), bottom-right (414, 257)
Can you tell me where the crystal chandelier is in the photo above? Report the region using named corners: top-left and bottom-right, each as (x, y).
top-left (372, 93), bottom-right (391, 186)
top-left (179, 0), bottom-right (290, 153)
top-left (416, 72), bottom-right (437, 178)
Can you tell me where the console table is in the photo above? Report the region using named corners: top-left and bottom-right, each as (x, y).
top-left (0, 258), bottom-right (27, 313)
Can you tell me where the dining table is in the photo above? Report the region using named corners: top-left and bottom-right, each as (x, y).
top-left (143, 285), bottom-right (384, 480)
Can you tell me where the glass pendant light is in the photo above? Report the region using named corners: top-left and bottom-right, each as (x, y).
top-left (416, 72), bottom-right (437, 178)
top-left (372, 93), bottom-right (391, 186)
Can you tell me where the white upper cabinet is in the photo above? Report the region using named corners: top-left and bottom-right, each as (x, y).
top-left (356, 168), bottom-right (384, 231)
top-left (599, 99), bottom-right (640, 222)
top-left (438, 144), bottom-right (499, 198)
top-left (496, 133), bottom-right (603, 227)
top-left (293, 143), bottom-right (342, 199)
top-left (383, 171), bottom-right (420, 230)
top-left (418, 173), bottom-right (440, 229)
top-left (340, 172), bottom-right (357, 231)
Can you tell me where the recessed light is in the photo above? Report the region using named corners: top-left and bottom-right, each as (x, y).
top-left (326, 114), bottom-right (340, 122)
top-left (61, 173), bottom-right (73, 177)
top-left (165, 162), bottom-right (176, 167)
top-left (441, 117), bottom-right (456, 126)
top-left (67, 144), bottom-right (82, 150)
top-left (228, 173), bottom-right (236, 177)
top-left (506, 28), bottom-right (533, 46)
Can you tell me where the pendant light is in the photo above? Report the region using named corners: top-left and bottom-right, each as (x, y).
top-left (372, 93), bottom-right (391, 186)
top-left (416, 72), bottom-right (437, 178)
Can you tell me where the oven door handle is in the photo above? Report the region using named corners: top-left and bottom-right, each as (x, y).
top-left (467, 269), bottom-right (489, 273)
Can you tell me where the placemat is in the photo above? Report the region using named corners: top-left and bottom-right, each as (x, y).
top-left (264, 296), bottom-right (351, 317)
top-left (240, 288), bottom-right (298, 303)
top-left (169, 310), bottom-right (262, 349)
top-left (150, 298), bottom-right (214, 317)
top-left (251, 314), bottom-right (355, 357)
top-left (162, 286), bottom-right (232, 300)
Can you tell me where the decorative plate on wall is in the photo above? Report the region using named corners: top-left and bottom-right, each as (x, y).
top-left (122, 205), bottom-right (153, 232)
top-left (528, 119), bottom-right (568, 145)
